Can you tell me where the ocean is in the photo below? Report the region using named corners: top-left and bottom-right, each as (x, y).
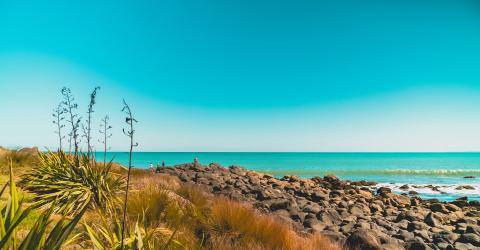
top-left (94, 152), bottom-right (480, 201)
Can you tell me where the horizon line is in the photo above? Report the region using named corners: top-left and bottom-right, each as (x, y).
top-left (91, 151), bottom-right (480, 153)
top-left (5, 146), bottom-right (480, 154)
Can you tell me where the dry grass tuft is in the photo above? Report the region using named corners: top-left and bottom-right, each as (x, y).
top-left (299, 233), bottom-right (344, 250)
top-left (176, 182), bottom-right (210, 208)
top-left (203, 198), bottom-right (296, 249)
top-left (128, 175), bottom-right (195, 227)
top-left (202, 198), bottom-right (343, 250)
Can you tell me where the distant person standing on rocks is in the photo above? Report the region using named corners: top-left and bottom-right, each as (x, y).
top-left (193, 157), bottom-right (201, 167)
top-left (162, 161), bottom-right (165, 167)
top-left (156, 162), bottom-right (161, 173)
top-left (149, 163), bottom-right (154, 174)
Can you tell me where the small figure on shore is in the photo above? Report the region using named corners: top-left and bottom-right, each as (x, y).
top-left (149, 163), bottom-right (154, 174)
top-left (156, 162), bottom-right (161, 173)
top-left (193, 157), bottom-right (201, 168)
top-left (162, 161), bottom-right (165, 167)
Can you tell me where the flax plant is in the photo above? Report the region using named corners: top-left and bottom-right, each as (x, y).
top-left (0, 160), bottom-right (85, 250)
top-left (99, 115), bottom-right (113, 167)
top-left (120, 99), bottom-right (138, 249)
top-left (61, 87), bottom-right (81, 161)
top-left (21, 151), bottom-right (124, 215)
top-left (84, 86), bottom-right (100, 159)
top-left (52, 102), bottom-right (66, 151)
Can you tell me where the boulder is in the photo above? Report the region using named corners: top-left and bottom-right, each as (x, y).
top-left (311, 191), bottom-right (329, 202)
top-left (424, 212), bottom-right (440, 228)
top-left (408, 191), bottom-right (419, 196)
top-left (317, 210), bottom-right (342, 226)
top-left (392, 194), bottom-right (411, 207)
top-left (469, 200), bottom-right (480, 207)
top-left (465, 225), bottom-right (480, 235)
top-left (455, 185), bottom-right (475, 190)
top-left (268, 199), bottom-right (290, 211)
top-left (377, 187), bottom-right (392, 195)
top-left (394, 230), bottom-right (415, 241)
top-left (324, 174), bottom-right (339, 183)
top-left (457, 233), bottom-right (480, 247)
top-left (407, 221), bottom-right (429, 232)
top-left (302, 204), bottom-right (321, 214)
top-left (445, 203), bottom-right (460, 212)
top-left (344, 229), bottom-right (382, 250)
top-left (350, 205), bottom-right (365, 216)
top-left (304, 218), bottom-right (325, 232)
top-left (229, 166), bottom-right (247, 176)
top-left (431, 203), bottom-right (448, 213)
top-left (404, 240), bottom-right (432, 250)
top-left (359, 189), bottom-right (374, 199)
top-left (396, 211), bottom-right (422, 222)
top-left (454, 242), bottom-right (477, 250)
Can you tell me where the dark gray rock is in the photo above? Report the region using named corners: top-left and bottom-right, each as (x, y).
top-left (465, 225), bottom-right (480, 235)
top-left (302, 204), bottom-right (321, 214)
top-left (378, 187), bottom-right (392, 195)
top-left (404, 240), bottom-right (432, 250)
top-left (311, 190), bottom-right (329, 202)
top-left (407, 221), bottom-right (429, 232)
top-left (157, 162), bottom-right (480, 250)
top-left (430, 203), bottom-right (448, 213)
top-left (344, 229), bottom-right (382, 250)
top-left (457, 233), bottom-right (480, 247)
top-left (454, 242), bottom-right (477, 250)
top-left (269, 199), bottom-right (290, 211)
top-left (424, 212), bottom-right (440, 227)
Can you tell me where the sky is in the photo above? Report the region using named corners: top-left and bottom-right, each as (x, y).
top-left (1, 0), bottom-right (480, 152)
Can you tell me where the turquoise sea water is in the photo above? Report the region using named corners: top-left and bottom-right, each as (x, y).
top-left (95, 152), bottom-right (480, 201)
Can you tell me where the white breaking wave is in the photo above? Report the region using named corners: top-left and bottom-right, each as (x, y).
top-left (266, 168), bottom-right (480, 176)
top-left (375, 183), bottom-right (480, 196)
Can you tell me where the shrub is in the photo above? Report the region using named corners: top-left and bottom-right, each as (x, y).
top-left (0, 160), bottom-right (85, 250)
top-left (21, 151), bottom-right (124, 215)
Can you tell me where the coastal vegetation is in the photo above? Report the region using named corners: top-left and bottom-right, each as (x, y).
top-left (0, 87), bottom-right (479, 250)
top-left (0, 87), bottom-right (340, 249)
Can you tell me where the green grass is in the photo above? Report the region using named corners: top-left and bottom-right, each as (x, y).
top-left (0, 171), bottom-right (42, 235)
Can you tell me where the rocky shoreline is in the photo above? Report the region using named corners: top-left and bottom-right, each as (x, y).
top-left (157, 163), bottom-right (480, 250)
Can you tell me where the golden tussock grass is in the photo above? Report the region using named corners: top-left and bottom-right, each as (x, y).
top-left (204, 198), bottom-right (343, 250)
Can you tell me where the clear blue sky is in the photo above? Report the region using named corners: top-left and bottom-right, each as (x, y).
top-left (1, 0), bottom-right (480, 151)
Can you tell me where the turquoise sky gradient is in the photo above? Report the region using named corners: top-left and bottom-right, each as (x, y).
top-left (1, 0), bottom-right (480, 151)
